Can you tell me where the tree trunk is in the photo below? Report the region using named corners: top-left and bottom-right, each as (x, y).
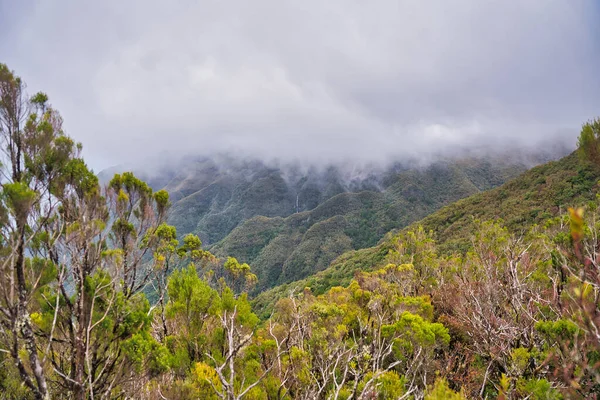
top-left (15, 224), bottom-right (49, 399)
top-left (73, 265), bottom-right (90, 400)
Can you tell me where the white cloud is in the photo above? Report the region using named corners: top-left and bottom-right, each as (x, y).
top-left (1, 0), bottom-right (599, 168)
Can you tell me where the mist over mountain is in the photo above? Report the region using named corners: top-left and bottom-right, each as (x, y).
top-left (98, 142), bottom-right (571, 292)
top-left (100, 143), bottom-right (570, 235)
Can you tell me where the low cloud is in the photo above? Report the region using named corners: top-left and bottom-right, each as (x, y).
top-left (1, 1), bottom-right (599, 169)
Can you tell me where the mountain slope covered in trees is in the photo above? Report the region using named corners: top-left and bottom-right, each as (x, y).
top-left (105, 155), bottom-right (540, 246)
top-left (253, 150), bottom-right (600, 316)
top-left (101, 149), bottom-right (569, 293)
top-left (210, 158), bottom-right (529, 291)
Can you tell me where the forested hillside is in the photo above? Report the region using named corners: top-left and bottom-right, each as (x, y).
top-left (100, 146), bottom-right (572, 293)
top-left (104, 155), bottom-right (537, 248)
top-left (253, 150), bottom-right (600, 317)
top-left (103, 155), bottom-right (565, 292)
top-left (210, 159), bottom-right (528, 291)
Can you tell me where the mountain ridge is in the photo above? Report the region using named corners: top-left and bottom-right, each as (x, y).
top-left (252, 150), bottom-right (600, 317)
top-left (97, 146), bottom-right (571, 292)
top-left (209, 156), bottom-right (555, 290)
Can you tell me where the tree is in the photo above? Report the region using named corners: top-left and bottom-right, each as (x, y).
top-left (42, 171), bottom-right (170, 399)
top-left (0, 64), bottom-right (173, 399)
top-left (577, 118), bottom-right (600, 166)
top-left (436, 220), bottom-right (558, 397)
top-left (537, 203), bottom-right (600, 396)
top-left (0, 63), bottom-right (81, 400)
top-left (263, 262), bottom-right (449, 400)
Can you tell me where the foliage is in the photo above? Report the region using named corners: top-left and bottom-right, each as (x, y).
top-left (254, 149), bottom-right (600, 317)
top-left (3, 64), bottom-right (600, 400)
top-left (425, 379), bottom-right (466, 400)
top-left (210, 161), bottom-right (528, 292)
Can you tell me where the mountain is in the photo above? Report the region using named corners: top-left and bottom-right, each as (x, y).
top-left (97, 146), bottom-right (569, 292)
top-left (252, 150), bottom-right (600, 317)
top-left (210, 158), bottom-right (528, 291)
top-left (101, 155), bottom-right (389, 245)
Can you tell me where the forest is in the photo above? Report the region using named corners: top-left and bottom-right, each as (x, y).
top-left (1, 64), bottom-right (600, 400)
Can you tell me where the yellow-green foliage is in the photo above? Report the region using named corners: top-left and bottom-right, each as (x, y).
top-left (358, 371), bottom-right (406, 399)
top-left (191, 362), bottom-right (222, 399)
top-left (425, 378), bottom-right (466, 400)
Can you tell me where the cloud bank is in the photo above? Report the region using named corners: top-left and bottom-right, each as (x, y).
top-left (1, 0), bottom-right (599, 168)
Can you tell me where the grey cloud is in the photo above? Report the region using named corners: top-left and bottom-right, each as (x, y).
top-left (1, 0), bottom-right (599, 169)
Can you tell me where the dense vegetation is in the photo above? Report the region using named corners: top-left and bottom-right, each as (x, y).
top-left (104, 134), bottom-right (562, 295)
top-left (101, 151), bottom-right (534, 294)
top-left (2, 65), bottom-right (600, 400)
top-left (253, 150), bottom-right (600, 317)
top-left (210, 160), bottom-right (528, 292)
top-left (114, 152), bottom-right (534, 294)
top-left (146, 154), bottom-right (529, 249)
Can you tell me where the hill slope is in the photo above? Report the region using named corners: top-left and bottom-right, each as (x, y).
top-left (99, 149), bottom-right (568, 292)
top-left (252, 151), bottom-right (600, 317)
top-left (210, 158), bottom-right (526, 290)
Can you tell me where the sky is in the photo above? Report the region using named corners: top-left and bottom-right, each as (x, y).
top-left (1, 0), bottom-right (599, 170)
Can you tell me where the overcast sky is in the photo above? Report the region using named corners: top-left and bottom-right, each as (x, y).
top-left (1, 1), bottom-right (599, 169)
